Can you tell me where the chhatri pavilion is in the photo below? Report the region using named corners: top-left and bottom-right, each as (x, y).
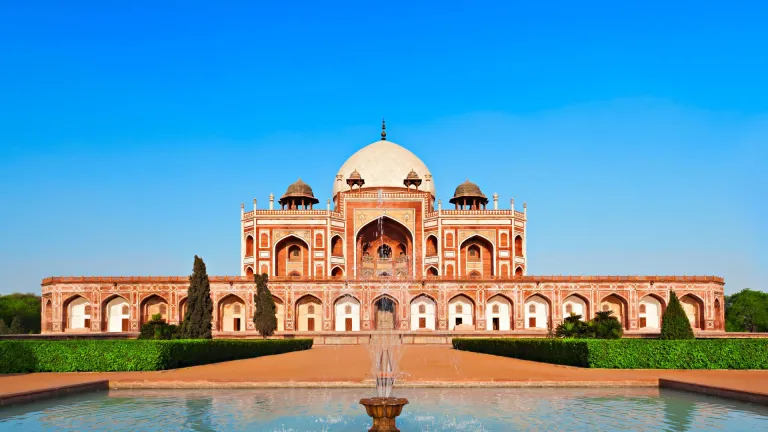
top-left (41, 123), bottom-right (725, 340)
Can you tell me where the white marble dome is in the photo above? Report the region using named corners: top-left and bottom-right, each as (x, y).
top-left (333, 140), bottom-right (434, 196)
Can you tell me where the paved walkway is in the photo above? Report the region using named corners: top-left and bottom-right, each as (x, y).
top-left (2, 345), bottom-right (767, 399)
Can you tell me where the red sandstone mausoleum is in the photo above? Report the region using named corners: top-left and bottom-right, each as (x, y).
top-left (41, 123), bottom-right (725, 339)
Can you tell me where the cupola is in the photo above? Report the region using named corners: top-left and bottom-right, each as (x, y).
top-left (449, 179), bottom-right (489, 210)
top-left (403, 169), bottom-right (422, 190)
top-left (279, 178), bottom-right (319, 210)
top-left (346, 169), bottom-right (365, 190)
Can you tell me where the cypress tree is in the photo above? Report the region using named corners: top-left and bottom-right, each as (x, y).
top-left (659, 291), bottom-right (695, 340)
top-left (0, 319), bottom-right (8, 335)
top-left (180, 255), bottom-right (214, 339)
top-left (253, 274), bottom-right (277, 338)
top-left (9, 316), bottom-right (24, 334)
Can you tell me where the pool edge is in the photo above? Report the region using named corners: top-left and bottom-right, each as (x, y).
top-left (0, 380), bottom-right (109, 407)
top-left (659, 379), bottom-right (768, 406)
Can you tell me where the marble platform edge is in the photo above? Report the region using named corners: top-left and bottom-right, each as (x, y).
top-left (659, 379), bottom-right (768, 406)
top-left (0, 380), bottom-right (109, 407)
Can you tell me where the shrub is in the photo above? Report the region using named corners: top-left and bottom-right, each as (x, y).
top-left (554, 311), bottom-right (623, 339)
top-left (253, 274), bottom-right (277, 338)
top-left (453, 338), bottom-right (768, 369)
top-left (9, 316), bottom-right (25, 334)
top-left (660, 291), bottom-right (694, 340)
top-left (0, 319), bottom-right (8, 335)
top-left (138, 315), bottom-right (178, 340)
top-left (180, 255), bottom-right (214, 339)
top-left (0, 339), bottom-right (313, 373)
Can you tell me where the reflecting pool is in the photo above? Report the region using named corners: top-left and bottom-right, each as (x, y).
top-left (1, 387), bottom-right (767, 431)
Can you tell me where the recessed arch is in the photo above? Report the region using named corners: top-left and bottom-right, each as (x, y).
top-left (178, 296), bottom-right (188, 322)
top-left (459, 234), bottom-right (495, 278)
top-left (486, 294), bottom-right (513, 331)
top-left (425, 234), bottom-right (438, 257)
top-left (714, 297), bottom-right (723, 330)
top-left (245, 235), bottom-right (254, 257)
top-left (515, 266), bottom-right (523, 277)
top-left (63, 294), bottom-right (91, 331)
top-left (271, 295), bottom-right (285, 331)
top-left (425, 266), bottom-right (439, 278)
top-left (679, 293), bottom-right (705, 330)
top-left (295, 294), bottom-right (322, 331)
top-left (524, 294), bottom-right (551, 330)
top-left (514, 235), bottom-right (523, 256)
top-left (372, 294), bottom-right (398, 330)
top-left (140, 294), bottom-right (169, 325)
top-left (448, 294), bottom-right (475, 330)
top-left (639, 294), bottom-right (665, 329)
top-left (331, 265), bottom-right (345, 279)
top-left (218, 293), bottom-right (246, 332)
top-left (43, 298), bottom-right (53, 332)
top-left (562, 293), bottom-right (590, 321)
top-left (600, 294), bottom-right (629, 329)
top-left (333, 294), bottom-right (360, 331)
top-left (102, 294), bottom-right (130, 332)
top-left (356, 216), bottom-right (414, 279)
top-left (245, 266), bottom-right (254, 277)
top-left (274, 234), bottom-right (310, 277)
top-left (410, 294), bottom-right (437, 331)
top-left (331, 234), bottom-right (344, 257)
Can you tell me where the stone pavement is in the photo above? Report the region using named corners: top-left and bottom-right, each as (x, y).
top-left (1, 345), bottom-right (767, 402)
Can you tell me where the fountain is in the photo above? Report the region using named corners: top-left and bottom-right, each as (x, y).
top-left (360, 330), bottom-right (408, 432)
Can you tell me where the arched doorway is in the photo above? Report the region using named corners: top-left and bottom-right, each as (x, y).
top-left (714, 298), bottom-right (723, 330)
top-left (680, 294), bottom-right (704, 329)
top-left (373, 295), bottom-right (397, 330)
top-left (448, 295), bottom-right (474, 330)
top-left (334, 295), bottom-right (360, 331)
top-left (103, 296), bottom-right (130, 332)
top-left (486, 295), bottom-right (512, 331)
top-left (357, 217), bottom-right (413, 279)
top-left (410, 295), bottom-right (437, 330)
top-left (296, 295), bottom-right (322, 331)
top-left (524, 295), bottom-right (550, 329)
top-left (562, 294), bottom-right (589, 321)
top-left (515, 266), bottom-right (523, 277)
top-left (639, 295), bottom-right (664, 329)
top-left (140, 295), bottom-right (168, 324)
top-left (600, 294), bottom-right (629, 329)
top-left (63, 295), bottom-right (91, 331)
top-left (218, 295), bottom-right (246, 332)
top-left (245, 266), bottom-right (254, 277)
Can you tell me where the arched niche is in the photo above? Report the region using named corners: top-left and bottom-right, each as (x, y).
top-left (680, 294), bottom-right (705, 330)
top-left (460, 235), bottom-right (494, 278)
top-left (373, 295), bottom-right (398, 330)
top-left (103, 295), bottom-right (130, 332)
top-left (334, 295), bottom-right (360, 332)
top-left (486, 294), bottom-right (512, 331)
top-left (448, 294), bottom-right (474, 330)
top-left (295, 295), bottom-right (322, 331)
top-left (63, 295), bottom-right (91, 331)
top-left (600, 294), bottom-right (629, 329)
top-left (274, 235), bottom-right (310, 277)
top-left (638, 295), bottom-right (665, 329)
top-left (524, 294), bottom-right (550, 330)
top-left (410, 294), bottom-right (437, 331)
top-left (218, 294), bottom-right (246, 332)
top-left (357, 216), bottom-right (413, 279)
top-left (562, 294), bottom-right (589, 321)
top-left (140, 294), bottom-right (169, 325)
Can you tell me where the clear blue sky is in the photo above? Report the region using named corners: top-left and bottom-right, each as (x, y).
top-left (1, 1), bottom-right (766, 295)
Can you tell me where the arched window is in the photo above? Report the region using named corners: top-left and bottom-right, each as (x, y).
top-left (260, 232), bottom-right (269, 248)
top-left (515, 266), bottom-right (523, 277)
top-left (515, 236), bottom-right (523, 256)
top-left (245, 266), bottom-right (254, 277)
top-left (500, 232), bottom-right (508, 247)
top-left (288, 245), bottom-right (301, 261)
top-left (427, 267), bottom-right (438, 277)
top-left (315, 232), bottom-right (323, 248)
top-left (377, 244), bottom-right (392, 259)
top-left (529, 304), bottom-right (536, 314)
top-left (419, 304), bottom-right (426, 314)
top-left (456, 304), bottom-right (463, 314)
top-left (446, 232), bottom-right (454, 248)
top-left (397, 243), bottom-right (407, 257)
top-left (245, 235), bottom-right (254, 256)
top-left (468, 245), bottom-right (480, 261)
top-left (345, 305), bottom-right (352, 314)
top-left (492, 304), bottom-right (500, 314)
top-left (308, 304), bottom-right (315, 314)
top-left (426, 236), bottom-right (438, 256)
top-left (639, 304), bottom-right (646, 314)
top-left (331, 236), bottom-right (344, 257)
top-left (565, 304), bottom-right (572, 314)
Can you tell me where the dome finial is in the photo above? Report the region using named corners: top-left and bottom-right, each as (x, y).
top-left (381, 118), bottom-right (387, 140)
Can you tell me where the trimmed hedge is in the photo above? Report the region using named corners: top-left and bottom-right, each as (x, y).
top-left (453, 338), bottom-right (768, 369)
top-left (0, 339), bottom-right (313, 373)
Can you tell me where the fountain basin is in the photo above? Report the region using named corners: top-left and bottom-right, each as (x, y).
top-left (359, 396), bottom-right (409, 432)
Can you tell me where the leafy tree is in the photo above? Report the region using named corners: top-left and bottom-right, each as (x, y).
top-left (179, 255), bottom-right (213, 339)
top-left (0, 293), bottom-right (41, 334)
top-left (0, 319), bottom-right (8, 335)
top-left (253, 274), bottom-right (277, 338)
top-left (9, 316), bottom-right (25, 334)
top-left (660, 291), bottom-right (694, 340)
top-left (725, 289), bottom-right (768, 332)
top-left (139, 314), bottom-right (178, 340)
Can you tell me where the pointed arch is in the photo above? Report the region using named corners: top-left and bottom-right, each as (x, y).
top-left (372, 294), bottom-right (398, 330)
top-left (486, 294), bottom-right (513, 331)
top-left (425, 234), bottom-right (438, 257)
top-left (562, 293), bottom-right (590, 321)
top-left (514, 235), bottom-right (523, 256)
top-left (245, 235), bottom-right (254, 257)
top-left (355, 216), bottom-right (414, 279)
top-left (425, 266), bottom-right (439, 278)
top-left (459, 234), bottom-right (495, 278)
top-left (295, 294), bottom-right (323, 331)
top-left (331, 265), bottom-right (345, 279)
top-left (600, 293), bottom-right (629, 329)
top-left (274, 234), bottom-right (310, 277)
top-left (140, 294), bottom-right (169, 325)
top-left (63, 294), bottom-right (91, 331)
top-left (217, 293), bottom-right (246, 332)
top-left (245, 266), bottom-right (254, 277)
top-left (102, 294), bottom-right (130, 332)
top-left (515, 266), bottom-right (524, 277)
top-left (333, 294), bottom-right (360, 331)
top-left (410, 293), bottom-right (437, 330)
top-left (330, 234), bottom-right (344, 257)
top-left (679, 293), bottom-right (705, 330)
top-left (43, 298), bottom-right (53, 332)
top-left (448, 294), bottom-right (475, 330)
top-left (524, 294), bottom-right (551, 330)
top-left (272, 295), bottom-right (285, 332)
top-left (714, 297), bottom-right (723, 330)
top-left (178, 296), bottom-right (188, 323)
top-left (639, 294), bottom-right (665, 329)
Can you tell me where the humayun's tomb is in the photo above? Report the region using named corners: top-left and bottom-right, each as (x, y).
top-left (41, 123), bottom-right (725, 340)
